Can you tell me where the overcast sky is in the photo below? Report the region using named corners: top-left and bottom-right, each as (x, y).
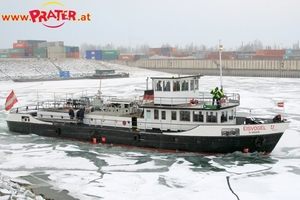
top-left (0, 0), bottom-right (299, 50)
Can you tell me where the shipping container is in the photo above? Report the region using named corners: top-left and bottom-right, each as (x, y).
top-left (0, 49), bottom-right (9, 53)
top-left (70, 52), bottom-right (79, 58)
top-left (237, 54), bottom-right (253, 59)
top-left (38, 41), bottom-right (64, 48)
top-left (24, 53), bottom-right (34, 58)
top-left (118, 55), bottom-right (134, 60)
top-left (47, 46), bottom-right (66, 53)
top-left (65, 46), bottom-right (71, 52)
top-left (192, 54), bottom-right (206, 59)
top-left (17, 40), bottom-right (47, 44)
top-left (9, 48), bottom-right (25, 54)
top-left (264, 50), bottom-right (285, 55)
top-left (86, 50), bottom-right (102, 60)
top-left (285, 49), bottom-right (300, 55)
top-left (70, 46), bottom-right (79, 52)
top-left (148, 51), bottom-right (157, 55)
top-left (9, 54), bottom-right (24, 58)
top-left (161, 47), bottom-right (170, 52)
top-left (0, 53), bottom-right (9, 58)
top-left (48, 52), bottom-right (66, 59)
top-left (283, 54), bottom-right (300, 59)
top-left (13, 42), bottom-right (29, 48)
top-left (149, 48), bottom-right (161, 55)
top-left (33, 47), bottom-right (47, 54)
top-left (252, 55), bottom-right (283, 60)
top-left (255, 50), bottom-right (265, 55)
top-left (34, 53), bottom-right (47, 58)
top-left (24, 47), bottom-right (34, 54)
top-left (102, 55), bottom-right (118, 60)
top-left (101, 50), bottom-right (120, 56)
top-left (206, 54), bottom-right (235, 59)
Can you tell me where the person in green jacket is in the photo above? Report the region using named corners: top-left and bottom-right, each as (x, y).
top-left (211, 87), bottom-right (219, 105)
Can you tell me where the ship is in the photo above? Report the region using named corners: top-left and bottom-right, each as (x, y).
top-left (5, 74), bottom-right (290, 154)
top-left (12, 69), bottom-right (129, 82)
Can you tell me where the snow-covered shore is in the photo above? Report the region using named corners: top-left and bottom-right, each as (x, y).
top-left (0, 173), bottom-right (45, 200)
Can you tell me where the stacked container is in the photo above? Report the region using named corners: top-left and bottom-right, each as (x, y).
top-left (0, 49), bottom-right (10, 58)
top-left (284, 49), bottom-right (300, 59)
top-left (47, 46), bottom-right (66, 59)
top-left (101, 50), bottom-right (120, 60)
top-left (86, 50), bottom-right (102, 60)
top-left (33, 47), bottom-right (47, 58)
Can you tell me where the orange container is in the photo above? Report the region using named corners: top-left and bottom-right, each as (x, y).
top-left (9, 53), bottom-right (24, 58)
top-left (118, 55), bottom-right (134, 60)
top-left (255, 50), bottom-right (265, 55)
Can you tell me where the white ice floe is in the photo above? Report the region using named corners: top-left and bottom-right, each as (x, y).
top-left (0, 173), bottom-right (45, 200)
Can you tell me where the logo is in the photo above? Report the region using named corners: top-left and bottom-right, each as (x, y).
top-left (1, 1), bottom-right (91, 28)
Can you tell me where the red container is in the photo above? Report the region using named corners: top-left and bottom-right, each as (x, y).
top-left (264, 50), bottom-right (285, 55)
top-left (66, 52), bottom-right (72, 58)
top-left (13, 43), bottom-right (29, 48)
top-left (206, 54), bottom-right (235, 59)
top-left (255, 50), bottom-right (265, 55)
top-left (9, 53), bottom-right (24, 58)
top-left (262, 55), bottom-right (283, 59)
top-left (118, 55), bottom-right (134, 60)
top-left (173, 54), bottom-right (191, 58)
top-left (252, 55), bottom-right (263, 59)
top-left (71, 52), bottom-right (79, 58)
top-left (24, 47), bottom-right (33, 54)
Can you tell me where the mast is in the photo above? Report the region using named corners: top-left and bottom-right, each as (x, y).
top-left (219, 39), bottom-right (223, 90)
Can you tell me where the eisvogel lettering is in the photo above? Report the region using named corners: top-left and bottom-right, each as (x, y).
top-left (243, 125), bottom-right (266, 131)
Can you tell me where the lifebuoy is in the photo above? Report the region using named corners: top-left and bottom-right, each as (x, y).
top-left (190, 99), bottom-right (198, 105)
top-left (133, 134), bottom-right (140, 142)
top-left (122, 121), bottom-right (126, 125)
top-left (254, 137), bottom-right (266, 147)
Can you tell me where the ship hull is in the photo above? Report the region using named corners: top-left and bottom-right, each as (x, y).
top-left (7, 121), bottom-right (284, 154)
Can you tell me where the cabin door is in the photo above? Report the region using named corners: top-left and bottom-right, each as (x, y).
top-left (132, 117), bottom-right (137, 128)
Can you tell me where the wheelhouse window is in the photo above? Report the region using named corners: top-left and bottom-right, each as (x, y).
top-left (161, 111), bottom-right (166, 120)
top-left (163, 81), bottom-right (171, 91)
top-left (193, 111), bottom-right (203, 122)
top-left (190, 80), bottom-right (195, 91)
top-left (229, 109), bottom-right (235, 120)
top-left (194, 79), bottom-right (199, 90)
top-left (146, 110), bottom-right (151, 119)
top-left (180, 111), bottom-right (190, 122)
top-left (156, 80), bottom-right (162, 91)
top-left (181, 80), bottom-right (189, 91)
top-left (171, 111), bottom-right (177, 120)
top-left (206, 112), bottom-right (217, 123)
top-left (154, 109), bottom-right (159, 119)
top-left (173, 81), bottom-right (180, 91)
top-left (221, 111), bottom-right (228, 122)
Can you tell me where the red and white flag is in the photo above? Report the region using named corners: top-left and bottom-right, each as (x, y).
top-left (5, 90), bottom-right (18, 111)
top-left (277, 102), bottom-right (284, 107)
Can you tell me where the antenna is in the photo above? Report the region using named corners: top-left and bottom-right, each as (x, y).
top-left (219, 39), bottom-right (223, 90)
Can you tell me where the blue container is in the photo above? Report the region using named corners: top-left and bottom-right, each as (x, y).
top-left (101, 55), bottom-right (118, 60)
top-left (86, 50), bottom-right (102, 60)
top-left (285, 49), bottom-right (292, 54)
top-left (59, 71), bottom-right (70, 78)
top-left (161, 47), bottom-right (170, 52)
top-left (65, 46), bottom-right (71, 52)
